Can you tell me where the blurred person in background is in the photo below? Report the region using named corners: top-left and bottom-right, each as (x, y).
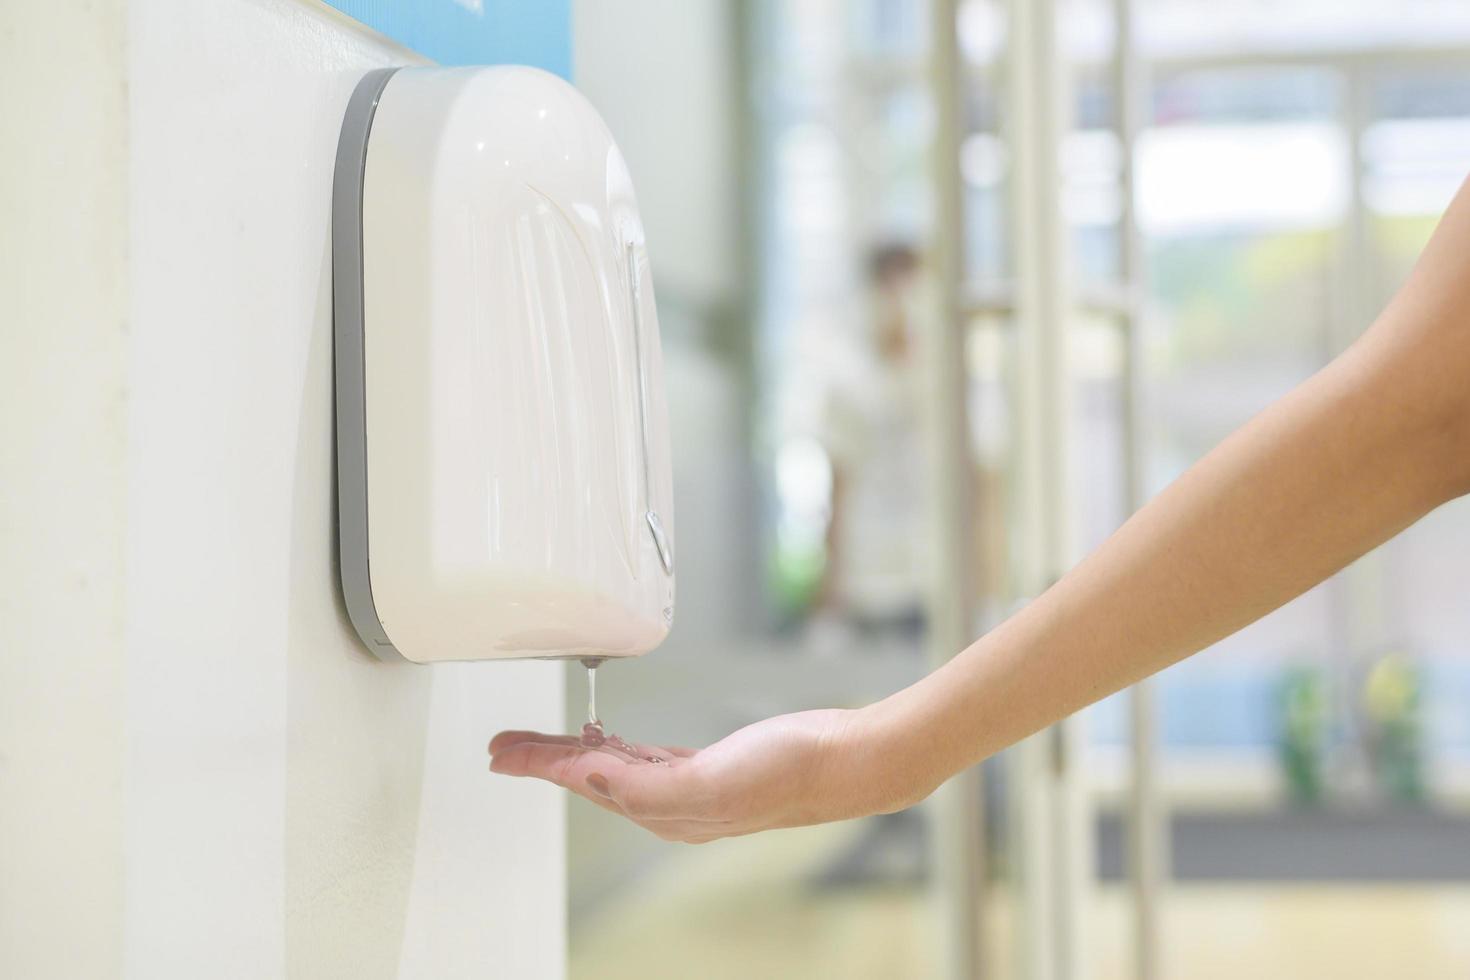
top-left (810, 242), bottom-right (929, 653)
top-left (807, 242), bottom-right (933, 886)
top-left (490, 178), bottom-right (1470, 847)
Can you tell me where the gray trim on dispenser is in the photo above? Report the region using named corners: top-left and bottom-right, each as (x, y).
top-left (333, 67), bottom-right (407, 662)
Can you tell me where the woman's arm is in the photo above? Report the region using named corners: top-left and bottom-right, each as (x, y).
top-left (489, 180), bottom-right (1470, 842)
top-left (863, 178), bottom-right (1470, 807)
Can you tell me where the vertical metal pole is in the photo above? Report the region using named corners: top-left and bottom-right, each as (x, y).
top-left (1005, 0), bottom-right (1055, 969)
top-left (1008, 0), bottom-right (1088, 977)
top-left (1332, 62), bottom-right (1393, 808)
top-left (1112, 1), bottom-right (1166, 978)
top-left (925, 0), bottom-right (985, 977)
top-left (1340, 67), bottom-right (1375, 352)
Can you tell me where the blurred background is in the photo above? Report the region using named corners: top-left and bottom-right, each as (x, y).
top-left (569, 1), bottom-right (1470, 977)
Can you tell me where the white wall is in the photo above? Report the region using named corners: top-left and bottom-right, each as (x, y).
top-left (1, 2), bottom-right (565, 977)
top-left (0, 2), bottom-right (128, 975)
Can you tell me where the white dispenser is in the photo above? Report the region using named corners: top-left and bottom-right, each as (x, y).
top-left (332, 66), bottom-right (675, 664)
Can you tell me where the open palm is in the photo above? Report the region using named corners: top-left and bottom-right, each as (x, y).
top-left (489, 708), bottom-right (877, 843)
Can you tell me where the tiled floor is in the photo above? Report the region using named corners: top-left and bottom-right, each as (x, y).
top-left (571, 819), bottom-right (1470, 979)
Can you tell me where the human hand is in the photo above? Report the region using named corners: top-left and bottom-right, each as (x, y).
top-left (489, 707), bottom-right (924, 843)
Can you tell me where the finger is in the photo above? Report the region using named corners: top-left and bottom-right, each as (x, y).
top-left (492, 742), bottom-right (650, 816)
top-left (489, 750), bottom-right (734, 843)
top-left (491, 739), bottom-right (623, 784)
top-left (490, 730), bottom-right (698, 761)
top-left (491, 739), bottom-right (670, 785)
top-left (489, 730), bottom-right (579, 754)
top-left (491, 739), bottom-right (719, 821)
top-left (496, 739), bottom-right (711, 820)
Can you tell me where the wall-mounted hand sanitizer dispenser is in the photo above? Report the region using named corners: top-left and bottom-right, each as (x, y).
top-left (333, 66), bottom-right (675, 664)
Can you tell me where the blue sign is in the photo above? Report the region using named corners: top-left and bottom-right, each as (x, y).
top-left (324, 0), bottom-right (571, 76)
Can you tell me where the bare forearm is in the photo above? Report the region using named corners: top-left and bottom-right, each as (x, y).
top-left (858, 182), bottom-right (1470, 807)
top-left (489, 181), bottom-right (1470, 845)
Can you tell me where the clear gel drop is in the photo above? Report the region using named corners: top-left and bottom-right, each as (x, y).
top-left (578, 658), bottom-right (667, 765)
